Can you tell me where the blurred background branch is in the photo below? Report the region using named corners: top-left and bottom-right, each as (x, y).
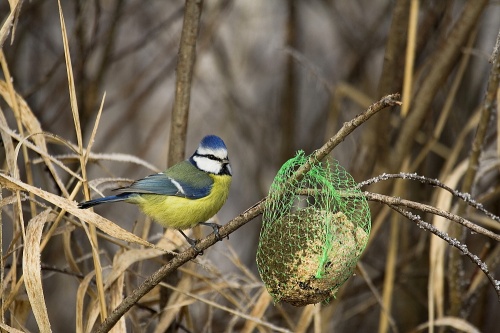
top-left (162, 0), bottom-right (203, 331)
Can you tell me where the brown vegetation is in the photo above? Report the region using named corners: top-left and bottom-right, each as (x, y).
top-left (0, 1), bottom-right (499, 332)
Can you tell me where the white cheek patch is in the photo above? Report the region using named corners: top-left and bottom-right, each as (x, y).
top-left (193, 155), bottom-right (222, 174)
top-left (196, 146), bottom-right (228, 160)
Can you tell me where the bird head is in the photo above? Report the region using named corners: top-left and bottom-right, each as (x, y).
top-left (190, 135), bottom-right (232, 176)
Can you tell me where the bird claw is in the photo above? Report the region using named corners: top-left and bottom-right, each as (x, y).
top-left (187, 238), bottom-right (203, 255)
top-left (199, 222), bottom-right (224, 241)
top-left (178, 222), bottom-right (226, 255)
top-left (178, 230), bottom-right (203, 255)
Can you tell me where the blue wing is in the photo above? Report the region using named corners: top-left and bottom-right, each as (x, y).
top-left (113, 161), bottom-right (213, 199)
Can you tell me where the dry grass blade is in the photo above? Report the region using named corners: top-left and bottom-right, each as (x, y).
top-left (449, 22), bottom-right (500, 317)
top-left (0, 122), bottom-right (83, 180)
top-left (0, 0), bottom-right (22, 49)
top-left (76, 271), bottom-right (96, 333)
top-left (0, 173), bottom-right (166, 252)
top-left (0, 109), bottom-right (17, 173)
top-left (56, 0), bottom-right (81, 145)
top-left (497, 86), bottom-right (500, 158)
top-left (154, 278), bottom-right (193, 333)
top-left (57, 0), bottom-right (108, 320)
top-left (84, 93), bottom-right (106, 166)
top-left (22, 208), bottom-right (53, 333)
top-left (357, 262), bottom-right (398, 333)
top-left (0, 79), bottom-right (69, 197)
top-left (104, 248), bottom-right (165, 289)
top-left (0, 55), bottom-right (39, 217)
top-left (414, 316), bottom-right (481, 333)
top-left (429, 160), bottom-right (467, 328)
top-left (241, 289), bottom-right (273, 333)
top-left (109, 271), bottom-right (126, 333)
top-left (379, 158), bottom-right (408, 333)
top-left (393, 0), bottom-right (488, 168)
top-left (62, 227), bottom-right (82, 275)
top-left (0, 323), bottom-right (25, 333)
top-left (85, 299), bottom-right (103, 333)
top-left (401, 0), bottom-right (418, 117)
top-left (294, 304), bottom-right (315, 333)
top-left (0, 186), bottom-right (3, 325)
top-left (34, 152), bottom-right (160, 173)
top-left (412, 26), bottom-right (477, 168)
top-left (160, 282), bottom-right (293, 333)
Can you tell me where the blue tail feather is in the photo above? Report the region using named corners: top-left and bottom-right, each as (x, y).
top-left (78, 193), bottom-right (133, 209)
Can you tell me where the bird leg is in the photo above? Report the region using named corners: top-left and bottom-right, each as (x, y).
top-left (178, 230), bottom-right (202, 254)
top-left (199, 222), bottom-right (223, 241)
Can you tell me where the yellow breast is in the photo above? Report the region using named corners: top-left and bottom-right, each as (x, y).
top-left (130, 174), bottom-right (231, 230)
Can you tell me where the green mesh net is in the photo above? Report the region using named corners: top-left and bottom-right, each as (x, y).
top-left (256, 151), bottom-right (371, 306)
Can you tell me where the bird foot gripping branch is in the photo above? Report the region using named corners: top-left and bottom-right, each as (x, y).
top-left (179, 222), bottom-right (225, 254)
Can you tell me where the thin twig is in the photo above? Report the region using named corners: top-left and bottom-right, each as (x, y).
top-left (393, 0), bottom-right (488, 170)
top-left (387, 205), bottom-right (500, 300)
top-left (359, 172), bottom-right (500, 224)
top-left (452, 25), bottom-right (500, 314)
top-left (162, 0), bottom-right (204, 322)
top-left (292, 94), bottom-right (401, 182)
top-left (364, 192), bottom-right (500, 242)
top-left (461, 22), bottom-right (500, 202)
top-left (357, 262), bottom-right (399, 333)
top-left (168, 0), bottom-right (203, 166)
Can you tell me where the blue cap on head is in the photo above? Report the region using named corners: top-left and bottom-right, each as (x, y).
top-left (199, 135), bottom-right (227, 150)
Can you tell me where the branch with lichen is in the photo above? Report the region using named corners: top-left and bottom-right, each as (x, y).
top-left (360, 172), bottom-right (500, 299)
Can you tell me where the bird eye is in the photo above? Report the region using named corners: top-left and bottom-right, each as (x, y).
top-left (198, 153), bottom-right (225, 162)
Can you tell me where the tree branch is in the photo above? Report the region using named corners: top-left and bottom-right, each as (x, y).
top-left (95, 93), bottom-right (401, 332)
top-left (364, 192), bottom-right (500, 243)
top-left (387, 204), bottom-right (500, 300)
top-left (168, 0), bottom-right (203, 166)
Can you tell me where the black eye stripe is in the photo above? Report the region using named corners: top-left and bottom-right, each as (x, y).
top-left (191, 153), bottom-right (231, 176)
top-left (195, 153), bottom-right (223, 162)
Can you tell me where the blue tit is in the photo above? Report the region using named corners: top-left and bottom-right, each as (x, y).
top-left (78, 135), bottom-right (232, 248)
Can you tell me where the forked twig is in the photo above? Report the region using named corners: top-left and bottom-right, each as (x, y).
top-left (361, 172), bottom-right (500, 300)
top-left (388, 205), bottom-right (500, 299)
top-left (360, 172), bottom-right (500, 223)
